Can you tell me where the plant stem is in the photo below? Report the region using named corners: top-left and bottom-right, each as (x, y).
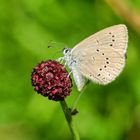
top-left (71, 89), bottom-right (84, 112)
top-left (71, 81), bottom-right (90, 112)
top-left (60, 100), bottom-right (80, 140)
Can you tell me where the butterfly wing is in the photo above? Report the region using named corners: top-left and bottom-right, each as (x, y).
top-left (71, 24), bottom-right (128, 84)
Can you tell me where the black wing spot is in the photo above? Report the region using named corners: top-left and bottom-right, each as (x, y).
top-left (97, 74), bottom-right (101, 77)
top-left (109, 32), bottom-right (111, 34)
top-left (106, 61), bottom-right (109, 64)
top-left (102, 53), bottom-right (104, 55)
top-left (112, 35), bottom-right (115, 37)
top-left (110, 44), bottom-right (113, 46)
top-left (99, 68), bottom-right (102, 71)
top-left (112, 39), bottom-right (115, 42)
top-left (125, 53), bottom-right (127, 59)
top-left (96, 49), bottom-right (99, 52)
top-left (106, 58), bottom-right (109, 60)
top-left (104, 65), bottom-right (107, 68)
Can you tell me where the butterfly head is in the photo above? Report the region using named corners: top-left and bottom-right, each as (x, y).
top-left (63, 48), bottom-right (71, 55)
top-left (62, 48), bottom-right (73, 66)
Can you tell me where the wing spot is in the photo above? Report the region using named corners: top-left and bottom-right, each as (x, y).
top-left (106, 58), bottom-right (109, 60)
top-left (125, 53), bottom-right (127, 59)
top-left (106, 61), bottom-right (109, 64)
top-left (96, 49), bottom-right (99, 52)
top-left (110, 44), bottom-right (113, 46)
top-left (102, 53), bottom-right (104, 55)
top-left (97, 74), bottom-right (101, 77)
top-left (104, 65), bottom-right (107, 68)
top-left (112, 35), bottom-right (115, 37)
top-left (112, 39), bottom-right (115, 42)
top-left (109, 32), bottom-right (111, 34)
top-left (92, 57), bottom-right (95, 60)
top-left (99, 68), bottom-right (102, 71)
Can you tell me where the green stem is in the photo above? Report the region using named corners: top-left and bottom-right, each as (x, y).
top-left (60, 100), bottom-right (80, 140)
top-left (71, 89), bottom-right (84, 112)
top-left (71, 81), bottom-right (90, 112)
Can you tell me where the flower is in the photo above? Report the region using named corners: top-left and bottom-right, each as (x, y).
top-left (31, 60), bottom-right (72, 101)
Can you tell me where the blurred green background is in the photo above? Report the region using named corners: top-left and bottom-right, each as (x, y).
top-left (0, 0), bottom-right (140, 140)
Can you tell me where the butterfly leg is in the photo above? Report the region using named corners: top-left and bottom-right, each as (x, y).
top-left (56, 57), bottom-right (64, 63)
top-left (57, 57), bottom-right (69, 70)
top-left (67, 71), bottom-right (72, 77)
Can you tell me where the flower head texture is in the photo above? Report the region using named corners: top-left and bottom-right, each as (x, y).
top-left (31, 60), bottom-right (72, 101)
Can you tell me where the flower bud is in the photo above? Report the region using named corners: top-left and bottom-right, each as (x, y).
top-left (31, 60), bottom-right (72, 101)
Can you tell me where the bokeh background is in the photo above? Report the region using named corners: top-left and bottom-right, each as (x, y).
top-left (0, 0), bottom-right (140, 140)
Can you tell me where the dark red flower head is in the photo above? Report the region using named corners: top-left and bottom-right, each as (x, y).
top-left (31, 60), bottom-right (72, 101)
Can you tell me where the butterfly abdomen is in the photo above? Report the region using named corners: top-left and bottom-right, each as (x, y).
top-left (71, 66), bottom-right (85, 91)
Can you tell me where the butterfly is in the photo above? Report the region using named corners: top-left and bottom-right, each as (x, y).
top-left (59, 24), bottom-right (128, 91)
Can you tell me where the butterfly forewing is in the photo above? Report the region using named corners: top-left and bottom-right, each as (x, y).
top-left (71, 24), bottom-right (128, 84)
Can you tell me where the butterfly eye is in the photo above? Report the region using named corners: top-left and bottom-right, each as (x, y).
top-left (64, 49), bottom-right (69, 54)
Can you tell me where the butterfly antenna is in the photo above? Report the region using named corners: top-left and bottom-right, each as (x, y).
top-left (47, 41), bottom-right (68, 50)
top-left (47, 41), bottom-right (68, 59)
